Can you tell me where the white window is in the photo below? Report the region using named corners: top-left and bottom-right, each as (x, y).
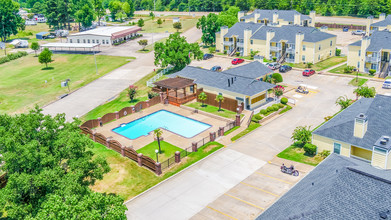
top-left (333, 143), bottom-right (341, 154)
top-left (358, 50), bottom-right (361, 56)
top-left (330, 41), bottom-right (332, 46)
top-left (106, 40), bottom-right (109, 44)
top-left (251, 40), bottom-right (253, 44)
top-left (77, 39), bottom-right (80, 43)
top-left (302, 55), bottom-right (305, 61)
top-left (330, 50), bottom-right (332, 56)
top-left (302, 45), bottom-right (306, 51)
top-left (70, 39), bottom-right (72, 43)
top-left (92, 39), bottom-right (95, 43)
top-left (358, 61), bottom-right (360, 68)
top-left (83, 39), bottom-right (86, 43)
top-left (97, 40), bottom-right (99, 43)
top-left (88, 39), bottom-right (90, 43)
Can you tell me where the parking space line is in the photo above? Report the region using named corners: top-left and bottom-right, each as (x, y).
top-left (224, 193), bottom-right (265, 210)
top-left (240, 182), bottom-right (280, 197)
top-left (255, 172), bottom-right (293, 185)
top-left (207, 206), bottom-right (238, 220)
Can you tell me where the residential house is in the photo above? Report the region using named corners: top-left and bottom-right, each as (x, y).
top-left (368, 13), bottom-right (391, 32)
top-left (169, 62), bottom-right (275, 110)
top-left (312, 95), bottom-right (391, 169)
top-left (257, 153), bottom-right (391, 220)
top-left (347, 30), bottom-right (391, 75)
top-left (216, 24), bottom-right (336, 63)
top-left (238, 9), bottom-right (315, 27)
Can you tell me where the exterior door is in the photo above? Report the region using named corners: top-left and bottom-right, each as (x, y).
top-left (333, 143), bottom-right (341, 154)
top-left (246, 97), bottom-right (250, 110)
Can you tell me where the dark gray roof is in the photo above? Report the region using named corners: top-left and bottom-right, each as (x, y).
top-left (349, 40), bottom-right (362, 46)
top-left (258, 154), bottom-right (391, 220)
top-left (250, 25), bottom-right (335, 43)
top-left (313, 95), bottom-right (391, 150)
top-left (371, 15), bottom-right (391, 27)
top-left (224, 22), bottom-right (263, 39)
top-left (240, 9), bottom-right (311, 22)
top-left (366, 30), bottom-right (391, 51)
top-left (169, 64), bottom-right (275, 96)
top-left (223, 61), bottom-right (273, 79)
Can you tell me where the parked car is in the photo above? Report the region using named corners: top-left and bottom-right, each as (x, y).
top-left (267, 62), bottom-right (281, 70)
top-left (343, 27), bottom-right (349, 32)
top-left (382, 79), bottom-right (391, 89)
top-left (203, 53), bottom-right (214, 60)
top-left (210, 66), bottom-right (222, 72)
top-left (352, 30), bottom-right (365, 36)
top-left (279, 65), bottom-right (292, 73)
top-left (302, 69), bottom-right (315, 76)
top-left (231, 58), bottom-right (244, 65)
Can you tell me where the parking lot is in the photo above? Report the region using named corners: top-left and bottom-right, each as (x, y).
top-left (190, 56), bottom-right (249, 71)
top-left (324, 29), bottom-right (363, 55)
top-left (191, 157), bottom-right (314, 220)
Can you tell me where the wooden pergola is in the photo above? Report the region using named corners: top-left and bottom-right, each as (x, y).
top-left (154, 77), bottom-right (197, 105)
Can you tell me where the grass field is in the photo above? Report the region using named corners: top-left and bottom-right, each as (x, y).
top-left (231, 122), bottom-right (261, 141)
top-left (277, 145), bottom-right (325, 166)
top-left (137, 141), bottom-right (182, 162)
top-left (349, 78), bottom-right (368, 86)
top-left (91, 141), bottom-right (224, 200)
top-left (81, 70), bottom-right (167, 121)
top-left (289, 56), bottom-right (347, 71)
top-left (329, 64), bottom-right (374, 78)
top-left (137, 15), bottom-right (199, 34)
top-left (0, 54), bottom-right (132, 114)
top-left (185, 102), bottom-right (239, 119)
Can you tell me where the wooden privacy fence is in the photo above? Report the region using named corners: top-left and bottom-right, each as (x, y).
top-left (196, 88), bottom-right (243, 112)
top-left (315, 22), bottom-right (366, 30)
top-left (81, 95), bottom-right (161, 129)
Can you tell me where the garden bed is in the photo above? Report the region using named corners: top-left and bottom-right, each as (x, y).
top-left (185, 102), bottom-right (240, 119)
top-left (231, 122), bottom-right (261, 141)
top-left (277, 145), bottom-right (326, 166)
top-left (288, 56), bottom-right (347, 71)
top-left (329, 64), bottom-right (374, 78)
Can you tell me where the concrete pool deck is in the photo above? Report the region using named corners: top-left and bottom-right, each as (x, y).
top-left (94, 104), bottom-right (230, 150)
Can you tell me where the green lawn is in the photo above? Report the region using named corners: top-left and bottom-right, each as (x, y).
top-left (81, 70), bottom-right (168, 121)
top-left (0, 54), bottom-right (132, 114)
top-left (224, 126), bottom-right (240, 136)
top-left (137, 141), bottom-right (182, 162)
top-left (329, 64), bottom-right (374, 78)
top-left (138, 15), bottom-right (199, 34)
top-left (289, 56), bottom-right (347, 71)
top-left (349, 78), bottom-right (368, 86)
top-left (185, 102), bottom-right (239, 119)
top-left (277, 145), bottom-right (325, 166)
top-left (231, 122), bottom-right (261, 141)
top-left (91, 141), bottom-right (223, 200)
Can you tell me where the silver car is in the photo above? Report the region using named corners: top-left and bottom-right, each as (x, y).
top-left (382, 79), bottom-right (391, 89)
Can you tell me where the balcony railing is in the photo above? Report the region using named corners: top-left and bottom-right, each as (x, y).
top-left (365, 56), bottom-right (381, 63)
top-left (223, 41), bottom-right (233, 46)
top-left (237, 42), bottom-right (244, 47)
top-left (286, 58), bottom-right (295, 63)
top-left (270, 46), bottom-right (281, 51)
top-left (286, 47), bottom-right (295, 53)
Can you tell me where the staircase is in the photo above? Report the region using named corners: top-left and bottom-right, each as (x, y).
top-left (229, 47), bottom-right (237, 57)
top-left (379, 61), bottom-right (390, 78)
top-left (277, 51), bottom-right (286, 64)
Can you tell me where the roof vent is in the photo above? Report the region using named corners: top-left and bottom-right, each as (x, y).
top-left (311, 182), bottom-right (314, 186)
top-left (379, 211), bottom-right (388, 219)
top-left (381, 139), bottom-right (388, 145)
top-left (384, 136), bottom-right (390, 141)
top-left (336, 169), bottom-right (338, 173)
top-left (228, 79), bottom-right (230, 87)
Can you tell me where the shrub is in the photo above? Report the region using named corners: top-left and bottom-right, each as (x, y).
top-left (148, 92), bottom-right (159, 99)
top-left (223, 50), bottom-right (227, 54)
top-left (254, 114), bottom-right (263, 120)
top-left (272, 57), bottom-right (277, 61)
top-left (293, 141), bottom-right (304, 148)
top-left (291, 126), bottom-right (312, 146)
top-left (343, 65), bottom-right (354, 73)
top-left (272, 104), bottom-right (279, 109)
top-left (324, 116), bottom-right (333, 121)
top-left (319, 150), bottom-right (331, 158)
top-left (272, 73), bottom-right (283, 83)
top-left (266, 106), bottom-right (274, 112)
top-left (306, 62), bottom-right (313, 68)
top-left (280, 97), bottom-right (288, 104)
top-left (278, 103), bottom-right (284, 108)
top-left (336, 49), bottom-right (341, 56)
top-left (208, 47), bottom-right (216, 54)
top-left (260, 109), bottom-right (267, 115)
top-left (273, 105), bottom-right (279, 111)
top-left (236, 52), bottom-right (240, 56)
top-left (251, 114), bottom-right (263, 123)
top-left (368, 69), bottom-right (376, 76)
top-left (303, 143), bottom-right (317, 156)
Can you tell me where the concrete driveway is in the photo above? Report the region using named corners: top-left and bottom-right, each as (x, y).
top-left (324, 29), bottom-right (363, 55)
top-left (124, 72), bottom-right (369, 219)
top-left (190, 56), bottom-right (249, 71)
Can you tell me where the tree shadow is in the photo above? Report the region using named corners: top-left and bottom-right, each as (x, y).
top-left (129, 98), bottom-right (140, 103)
top-left (41, 67), bottom-right (54, 70)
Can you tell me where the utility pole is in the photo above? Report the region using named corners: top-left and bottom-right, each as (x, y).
top-left (152, 1), bottom-right (155, 44)
top-left (93, 48), bottom-right (98, 75)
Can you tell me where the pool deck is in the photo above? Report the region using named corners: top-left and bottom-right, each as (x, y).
top-left (94, 104), bottom-right (231, 150)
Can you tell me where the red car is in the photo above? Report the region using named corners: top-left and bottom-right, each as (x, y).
top-left (231, 58), bottom-right (244, 65)
top-left (302, 69), bottom-right (315, 76)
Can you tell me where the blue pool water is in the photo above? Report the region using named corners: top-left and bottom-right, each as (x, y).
top-left (112, 110), bottom-right (212, 139)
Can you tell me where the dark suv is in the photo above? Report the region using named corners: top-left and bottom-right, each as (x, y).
top-left (279, 65), bottom-right (292, 73)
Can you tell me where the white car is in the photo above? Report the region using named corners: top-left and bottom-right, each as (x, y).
top-left (382, 79), bottom-right (391, 89)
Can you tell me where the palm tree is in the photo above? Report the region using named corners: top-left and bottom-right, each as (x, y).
top-left (154, 128), bottom-right (163, 154)
top-left (215, 94), bottom-right (224, 111)
top-left (335, 95), bottom-right (352, 110)
top-left (198, 92), bottom-right (207, 107)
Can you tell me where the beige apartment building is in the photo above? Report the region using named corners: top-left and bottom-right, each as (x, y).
top-left (347, 30), bottom-right (391, 76)
top-left (216, 24), bottom-right (336, 63)
top-left (238, 9), bottom-right (315, 27)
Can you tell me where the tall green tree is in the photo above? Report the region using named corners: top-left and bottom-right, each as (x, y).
top-left (154, 32), bottom-right (203, 71)
top-left (38, 48), bottom-right (53, 68)
top-left (93, 0), bottom-right (105, 25)
top-left (108, 0), bottom-right (123, 21)
top-left (197, 13), bottom-right (221, 46)
top-left (173, 22), bottom-right (182, 32)
top-left (0, 108), bottom-right (127, 219)
top-left (44, 0), bottom-right (59, 29)
top-left (0, 0), bottom-right (24, 55)
top-left (137, 18), bottom-right (145, 29)
top-left (31, 42), bottom-right (39, 56)
top-left (217, 6), bottom-right (239, 27)
top-left (125, 0), bottom-right (135, 17)
top-left (75, 4), bottom-right (96, 28)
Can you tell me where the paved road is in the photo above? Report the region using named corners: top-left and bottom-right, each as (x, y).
top-left (42, 27), bottom-right (201, 121)
top-left (125, 71), bottom-right (375, 219)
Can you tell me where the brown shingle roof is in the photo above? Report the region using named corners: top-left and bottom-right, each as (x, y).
top-left (154, 77), bottom-right (195, 90)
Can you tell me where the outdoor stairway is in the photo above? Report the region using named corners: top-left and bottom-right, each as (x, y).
top-left (277, 51), bottom-right (286, 64)
top-left (379, 61), bottom-right (390, 78)
top-left (229, 47), bottom-right (237, 56)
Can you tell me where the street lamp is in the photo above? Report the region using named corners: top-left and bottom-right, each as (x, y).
top-left (155, 149), bottom-right (159, 162)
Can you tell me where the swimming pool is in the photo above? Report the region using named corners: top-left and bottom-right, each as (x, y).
top-left (112, 110), bottom-right (212, 139)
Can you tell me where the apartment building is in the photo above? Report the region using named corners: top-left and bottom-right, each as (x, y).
top-left (216, 24), bottom-right (336, 63)
top-left (347, 30), bottom-right (391, 75)
top-left (368, 13), bottom-right (391, 33)
top-left (238, 9), bottom-right (315, 27)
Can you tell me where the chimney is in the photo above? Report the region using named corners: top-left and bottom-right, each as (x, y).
top-left (294, 12), bottom-right (301, 25)
top-left (309, 11), bottom-right (316, 27)
top-left (379, 13), bottom-right (386, 21)
top-left (354, 113), bottom-right (368, 138)
top-left (228, 78), bottom-right (230, 87)
top-left (254, 11), bottom-right (261, 23)
top-left (273, 11), bottom-right (279, 24)
top-left (243, 28), bottom-right (252, 56)
top-left (238, 11), bottom-right (245, 22)
top-left (366, 16), bottom-right (373, 36)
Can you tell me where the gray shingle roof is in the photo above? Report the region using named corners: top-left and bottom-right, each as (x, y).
top-left (313, 95), bottom-right (391, 150)
top-left (224, 22), bottom-right (263, 39)
top-left (240, 9), bottom-right (311, 22)
top-left (223, 61), bottom-right (273, 79)
top-left (365, 30), bottom-right (391, 51)
top-left (169, 64), bottom-right (275, 96)
top-left (250, 25), bottom-right (336, 43)
top-left (257, 154), bottom-right (391, 220)
top-left (349, 40), bottom-right (362, 46)
top-left (371, 15), bottom-right (391, 27)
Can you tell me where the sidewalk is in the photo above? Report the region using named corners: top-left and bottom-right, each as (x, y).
top-left (42, 27), bottom-right (202, 121)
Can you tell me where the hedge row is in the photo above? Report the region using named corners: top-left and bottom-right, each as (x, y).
top-left (0, 51), bottom-right (28, 65)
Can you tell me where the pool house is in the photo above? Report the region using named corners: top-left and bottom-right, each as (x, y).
top-left (153, 78), bottom-right (198, 106)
